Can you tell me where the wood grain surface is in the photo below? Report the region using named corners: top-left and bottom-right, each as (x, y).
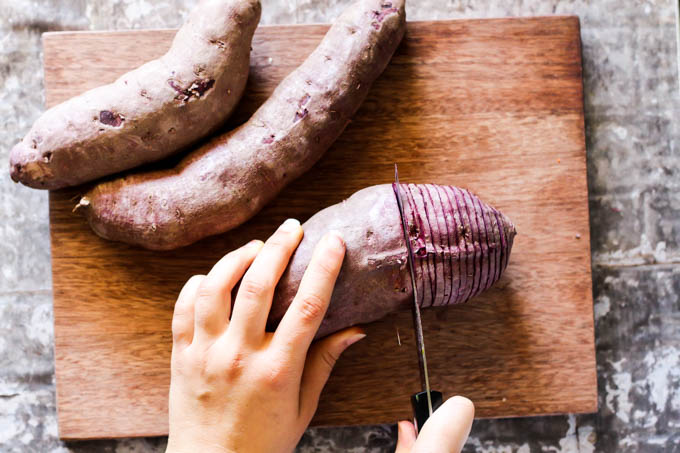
top-left (44, 17), bottom-right (597, 440)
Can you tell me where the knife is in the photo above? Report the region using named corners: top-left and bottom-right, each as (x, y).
top-left (393, 164), bottom-right (443, 433)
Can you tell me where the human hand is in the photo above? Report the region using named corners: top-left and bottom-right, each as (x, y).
top-left (165, 219), bottom-right (366, 453)
top-left (394, 396), bottom-right (475, 453)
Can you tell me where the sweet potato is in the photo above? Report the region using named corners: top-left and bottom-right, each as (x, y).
top-left (9, 0), bottom-right (261, 190)
top-left (78, 0), bottom-right (406, 250)
top-left (269, 183), bottom-right (517, 339)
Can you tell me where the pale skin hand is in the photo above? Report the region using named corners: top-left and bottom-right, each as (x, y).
top-left (395, 396), bottom-right (475, 453)
top-left (166, 218), bottom-right (365, 453)
top-left (165, 218), bottom-right (475, 453)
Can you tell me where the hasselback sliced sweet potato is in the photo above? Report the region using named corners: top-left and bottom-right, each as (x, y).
top-left (79, 0), bottom-right (406, 250)
top-left (268, 183), bottom-right (517, 338)
top-left (10, 0), bottom-right (261, 190)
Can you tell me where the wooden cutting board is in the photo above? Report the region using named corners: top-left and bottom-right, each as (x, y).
top-left (44, 17), bottom-right (596, 440)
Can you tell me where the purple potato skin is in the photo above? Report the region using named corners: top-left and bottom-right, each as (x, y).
top-left (9, 0), bottom-right (261, 190)
top-left (269, 183), bottom-right (517, 339)
top-left (79, 0), bottom-right (407, 250)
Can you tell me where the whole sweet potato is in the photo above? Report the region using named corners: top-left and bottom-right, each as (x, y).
top-left (269, 183), bottom-right (517, 339)
top-left (79, 0), bottom-right (406, 250)
top-left (9, 0), bottom-right (261, 190)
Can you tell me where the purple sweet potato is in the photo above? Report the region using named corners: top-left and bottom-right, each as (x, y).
top-left (9, 0), bottom-right (261, 190)
top-left (269, 183), bottom-right (516, 338)
top-left (78, 0), bottom-right (406, 250)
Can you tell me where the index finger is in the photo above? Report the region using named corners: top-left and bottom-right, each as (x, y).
top-left (272, 231), bottom-right (345, 364)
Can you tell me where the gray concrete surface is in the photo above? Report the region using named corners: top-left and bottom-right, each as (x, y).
top-left (1, 0), bottom-right (679, 451)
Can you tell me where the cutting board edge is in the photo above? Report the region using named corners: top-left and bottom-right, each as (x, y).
top-left (56, 400), bottom-right (599, 441)
top-left (40, 15), bottom-right (582, 40)
top-left (572, 13), bottom-right (599, 416)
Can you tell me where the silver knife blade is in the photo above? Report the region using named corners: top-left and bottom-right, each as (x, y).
top-left (393, 164), bottom-right (433, 417)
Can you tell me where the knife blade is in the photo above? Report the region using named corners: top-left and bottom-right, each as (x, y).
top-left (392, 164), bottom-right (442, 432)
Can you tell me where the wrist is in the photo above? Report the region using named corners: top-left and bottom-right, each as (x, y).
top-left (166, 435), bottom-right (237, 453)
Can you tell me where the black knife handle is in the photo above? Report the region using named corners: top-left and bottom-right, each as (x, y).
top-left (411, 390), bottom-right (443, 433)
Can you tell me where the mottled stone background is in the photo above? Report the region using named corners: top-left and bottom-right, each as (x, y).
top-left (1, 0), bottom-right (678, 451)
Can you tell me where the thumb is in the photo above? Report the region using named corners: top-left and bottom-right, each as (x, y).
top-left (298, 327), bottom-right (366, 420)
top-left (395, 420), bottom-right (417, 453)
top-left (413, 396), bottom-right (475, 453)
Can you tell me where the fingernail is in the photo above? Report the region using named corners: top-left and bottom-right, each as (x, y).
top-left (326, 230), bottom-right (345, 250)
top-left (344, 332), bottom-right (366, 348)
top-left (280, 218), bottom-right (300, 232)
top-left (248, 239), bottom-right (263, 248)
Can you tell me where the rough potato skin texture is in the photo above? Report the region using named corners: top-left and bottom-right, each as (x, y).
top-left (268, 184), bottom-right (517, 339)
top-left (82, 0), bottom-right (406, 250)
top-left (9, 0), bottom-right (261, 190)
